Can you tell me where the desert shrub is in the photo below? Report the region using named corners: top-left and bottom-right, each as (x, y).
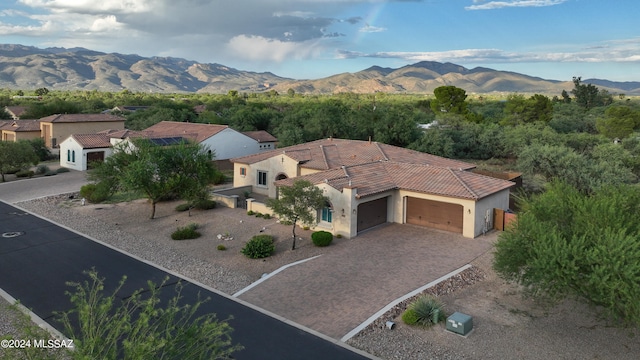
top-left (280, 220), bottom-right (293, 226)
top-left (44, 170), bottom-right (57, 176)
top-left (35, 164), bottom-right (50, 175)
top-left (311, 231), bottom-right (333, 247)
top-left (211, 171), bottom-right (226, 185)
top-left (303, 226), bottom-right (310, 231)
top-left (171, 223), bottom-right (201, 240)
top-left (247, 210), bottom-right (255, 216)
top-left (217, 244), bottom-right (227, 251)
top-left (80, 183), bottom-right (110, 203)
top-left (15, 169), bottom-right (34, 178)
top-left (56, 167), bottom-right (70, 173)
top-left (336, 234), bottom-right (343, 239)
top-left (402, 308), bottom-right (420, 325)
top-left (175, 203), bottom-right (191, 212)
top-left (5, 167), bottom-right (21, 174)
top-left (262, 213), bottom-right (271, 219)
top-left (241, 235), bottom-right (275, 259)
top-left (193, 199), bottom-right (217, 210)
top-left (254, 212), bottom-right (263, 218)
top-left (407, 295), bottom-right (446, 326)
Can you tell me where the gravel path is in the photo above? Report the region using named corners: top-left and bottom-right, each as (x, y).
top-left (2, 194), bottom-right (639, 360)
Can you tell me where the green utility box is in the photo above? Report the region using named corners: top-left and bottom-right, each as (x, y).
top-left (446, 312), bottom-right (473, 336)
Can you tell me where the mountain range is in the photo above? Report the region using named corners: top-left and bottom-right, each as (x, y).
top-left (1, 44), bottom-right (639, 95)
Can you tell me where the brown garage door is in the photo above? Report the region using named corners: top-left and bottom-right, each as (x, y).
top-left (357, 197), bottom-right (388, 233)
top-left (406, 197), bottom-right (463, 233)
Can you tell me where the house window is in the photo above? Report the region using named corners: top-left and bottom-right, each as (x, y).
top-left (67, 150), bottom-right (70, 162)
top-left (240, 167), bottom-right (246, 176)
top-left (72, 150), bottom-right (75, 163)
top-left (257, 171), bottom-right (268, 186)
top-left (321, 202), bottom-right (333, 223)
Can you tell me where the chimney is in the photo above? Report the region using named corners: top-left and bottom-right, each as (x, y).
top-left (368, 136), bottom-right (372, 144)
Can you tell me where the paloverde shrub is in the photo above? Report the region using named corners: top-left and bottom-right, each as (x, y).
top-left (241, 235), bottom-right (275, 259)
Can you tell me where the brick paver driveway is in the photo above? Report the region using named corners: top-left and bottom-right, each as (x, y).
top-left (237, 224), bottom-right (496, 339)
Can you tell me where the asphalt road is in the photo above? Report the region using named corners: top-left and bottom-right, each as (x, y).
top-left (0, 170), bottom-right (88, 203)
top-left (0, 200), bottom-right (373, 359)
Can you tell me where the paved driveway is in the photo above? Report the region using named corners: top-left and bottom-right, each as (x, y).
top-left (238, 224), bottom-right (496, 339)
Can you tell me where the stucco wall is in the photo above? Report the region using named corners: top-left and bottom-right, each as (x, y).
top-left (59, 137), bottom-right (84, 171)
top-left (474, 189), bottom-right (511, 237)
top-left (204, 128), bottom-right (268, 160)
top-left (233, 155), bottom-right (300, 198)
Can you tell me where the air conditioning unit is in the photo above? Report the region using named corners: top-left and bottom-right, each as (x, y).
top-left (446, 312), bottom-right (473, 336)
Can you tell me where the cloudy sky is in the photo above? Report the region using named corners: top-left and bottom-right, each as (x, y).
top-left (1, 0), bottom-right (638, 81)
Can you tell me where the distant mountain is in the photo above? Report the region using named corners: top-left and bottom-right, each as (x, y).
top-left (0, 44), bottom-right (637, 95)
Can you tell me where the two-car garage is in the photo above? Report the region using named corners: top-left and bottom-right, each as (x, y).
top-left (405, 197), bottom-right (464, 234)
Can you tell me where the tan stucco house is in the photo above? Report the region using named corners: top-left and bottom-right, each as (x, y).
top-left (231, 138), bottom-right (514, 239)
top-left (0, 120), bottom-right (42, 142)
top-left (39, 114), bottom-right (125, 148)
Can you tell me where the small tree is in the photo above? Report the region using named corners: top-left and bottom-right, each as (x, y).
top-left (0, 140), bottom-right (38, 182)
top-left (266, 179), bottom-right (327, 250)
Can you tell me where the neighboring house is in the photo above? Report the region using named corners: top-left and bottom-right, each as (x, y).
top-left (3, 106), bottom-right (28, 120)
top-left (231, 138), bottom-right (515, 239)
top-left (0, 120), bottom-right (41, 142)
top-left (59, 133), bottom-right (113, 171)
top-left (143, 121), bottom-right (277, 160)
top-left (39, 114), bottom-right (125, 148)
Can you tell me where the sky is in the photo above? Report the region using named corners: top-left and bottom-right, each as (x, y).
top-left (0, 0), bottom-right (638, 82)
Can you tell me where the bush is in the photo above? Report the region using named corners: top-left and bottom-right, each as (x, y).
top-left (175, 203), bottom-right (191, 212)
top-left (56, 167), bottom-right (70, 173)
top-left (254, 212), bottom-right (263, 218)
top-left (44, 170), bottom-right (57, 176)
top-left (171, 223), bottom-right (201, 240)
top-left (336, 234), bottom-right (343, 239)
top-left (311, 231), bottom-right (333, 247)
top-left (247, 210), bottom-right (255, 216)
top-left (241, 235), bottom-right (275, 259)
top-left (303, 226), bottom-right (310, 231)
top-left (15, 169), bottom-right (34, 178)
top-left (211, 171), bottom-right (226, 185)
top-left (402, 308), bottom-right (420, 325)
top-left (80, 183), bottom-right (111, 203)
top-left (280, 220), bottom-right (293, 226)
top-left (406, 295), bottom-right (446, 327)
top-left (35, 164), bottom-right (50, 175)
top-left (193, 198), bottom-right (217, 210)
top-left (217, 244), bottom-right (227, 251)
top-left (262, 213), bottom-right (271, 219)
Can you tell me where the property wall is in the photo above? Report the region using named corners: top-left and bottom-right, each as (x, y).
top-left (1, 131), bottom-right (40, 142)
top-left (396, 190), bottom-right (477, 238)
top-left (474, 190), bottom-right (511, 237)
top-left (232, 155), bottom-right (300, 198)
top-left (43, 121), bottom-right (124, 148)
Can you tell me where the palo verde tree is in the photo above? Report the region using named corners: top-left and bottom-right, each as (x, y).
top-left (266, 179), bottom-right (328, 250)
top-left (430, 86), bottom-right (468, 115)
top-left (106, 138), bottom-right (218, 219)
top-left (493, 182), bottom-right (640, 325)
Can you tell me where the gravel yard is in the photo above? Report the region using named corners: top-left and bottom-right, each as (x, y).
top-left (3, 194), bottom-right (640, 360)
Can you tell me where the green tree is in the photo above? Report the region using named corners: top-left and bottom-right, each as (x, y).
top-left (266, 179), bottom-right (328, 250)
top-left (570, 76), bottom-right (612, 109)
top-left (430, 86), bottom-right (468, 115)
top-left (57, 269), bottom-right (242, 359)
top-left (34, 87), bottom-right (49, 96)
top-left (596, 105), bottom-right (640, 139)
top-left (502, 94), bottom-right (553, 125)
top-left (493, 182), bottom-right (640, 325)
top-left (27, 138), bottom-right (51, 161)
top-left (0, 141), bottom-right (38, 182)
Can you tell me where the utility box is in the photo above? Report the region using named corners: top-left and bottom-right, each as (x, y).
top-left (446, 312), bottom-right (473, 336)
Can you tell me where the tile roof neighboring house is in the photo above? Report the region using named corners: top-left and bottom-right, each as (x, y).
top-left (4, 106), bottom-right (28, 120)
top-left (143, 121), bottom-right (227, 143)
top-left (70, 134), bottom-right (112, 149)
top-left (0, 120), bottom-right (41, 132)
top-left (233, 138), bottom-right (476, 171)
top-left (40, 114), bottom-right (126, 123)
top-left (277, 161), bottom-right (514, 201)
top-left (242, 130), bottom-right (278, 143)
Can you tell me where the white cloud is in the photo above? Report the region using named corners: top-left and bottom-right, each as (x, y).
top-left (18, 0), bottom-right (151, 14)
top-left (359, 23), bottom-right (386, 33)
top-left (466, 0), bottom-right (567, 10)
top-left (89, 15), bottom-right (123, 32)
top-left (227, 35), bottom-right (324, 62)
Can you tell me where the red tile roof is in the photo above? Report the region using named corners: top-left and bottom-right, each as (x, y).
top-left (232, 138), bottom-right (475, 170)
top-left (39, 114), bottom-right (125, 123)
top-left (71, 134), bottom-right (112, 149)
top-left (143, 121), bottom-right (227, 143)
top-left (242, 130), bottom-right (278, 143)
top-left (277, 161), bottom-right (514, 200)
top-left (4, 106), bottom-right (28, 119)
top-left (0, 120), bottom-right (41, 132)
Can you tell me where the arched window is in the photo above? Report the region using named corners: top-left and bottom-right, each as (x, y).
top-left (71, 150), bottom-right (76, 163)
top-left (67, 149), bottom-right (70, 162)
top-left (320, 201), bottom-right (332, 223)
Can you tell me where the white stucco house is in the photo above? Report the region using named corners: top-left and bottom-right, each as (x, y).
top-left (231, 138), bottom-right (515, 239)
top-left (59, 133), bottom-right (114, 171)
